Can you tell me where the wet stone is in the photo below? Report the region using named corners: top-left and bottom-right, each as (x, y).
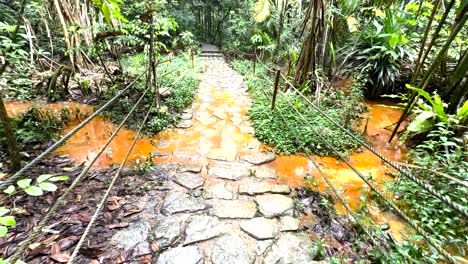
top-left (180, 112), bottom-right (193, 120)
top-left (255, 194), bottom-right (294, 218)
top-left (239, 182), bottom-right (271, 195)
top-left (157, 140), bottom-right (172, 149)
top-left (178, 163), bottom-right (203, 173)
top-left (238, 125), bottom-right (255, 135)
top-left (280, 216), bottom-right (300, 231)
top-left (210, 199), bottom-right (257, 219)
top-left (173, 173), bottom-right (205, 190)
top-left (161, 191), bottom-right (206, 216)
top-left (156, 246), bottom-right (204, 264)
top-left (176, 119), bottom-right (193, 128)
top-left (263, 233), bottom-right (317, 264)
top-left (253, 166), bottom-right (278, 180)
top-left (240, 217), bottom-right (280, 240)
top-left (110, 220), bottom-right (150, 250)
top-left (173, 149), bottom-right (200, 159)
top-left (203, 182), bottom-right (238, 200)
top-left (241, 152), bottom-right (276, 165)
top-left (207, 163), bottom-right (251, 180)
top-left (270, 184), bottom-right (291, 194)
top-left (211, 234), bottom-right (255, 264)
top-left (154, 215), bottom-right (189, 248)
top-left (207, 148), bottom-right (237, 162)
top-left (184, 215), bottom-right (226, 245)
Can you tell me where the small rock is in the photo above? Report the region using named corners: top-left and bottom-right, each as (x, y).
top-left (256, 239), bottom-right (274, 256)
top-left (255, 194), bottom-right (294, 218)
top-left (238, 125), bottom-right (255, 135)
top-left (180, 112), bottom-right (193, 120)
top-left (239, 182), bottom-right (271, 195)
top-left (176, 119), bottom-right (193, 129)
top-left (156, 246), bottom-right (204, 264)
top-left (178, 163), bottom-right (203, 173)
top-left (211, 235), bottom-right (255, 264)
top-left (173, 173), bottom-right (205, 190)
top-left (280, 216), bottom-right (300, 231)
top-left (253, 166), bottom-right (278, 180)
top-left (207, 148), bottom-right (238, 162)
top-left (160, 88), bottom-right (172, 98)
top-left (161, 191), bottom-right (206, 216)
top-left (263, 233), bottom-right (317, 264)
top-left (111, 221), bottom-right (150, 250)
top-left (151, 151), bottom-right (170, 157)
top-left (240, 152), bottom-right (276, 165)
top-left (207, 163), bottom-right (251, 180)
top-left (240, 217), bottom-right (279, 240)
top-left (210, 199), bottom-right (257, 219)
top-left (154, 215), bottom-right (189, 248)
top-left (203, 182), bottom-right (238, 200)
top-left (184, 215), bottom-right (226, 245)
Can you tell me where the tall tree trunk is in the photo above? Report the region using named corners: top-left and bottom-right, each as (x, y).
top-left (0, 96), bottom-right (21, 171)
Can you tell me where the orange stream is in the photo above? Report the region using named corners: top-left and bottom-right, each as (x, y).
top-left (5, 92), bottom-right (409, 240)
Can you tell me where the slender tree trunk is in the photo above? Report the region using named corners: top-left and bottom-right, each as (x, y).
top-left (0, 96), bottom-right (21, 171)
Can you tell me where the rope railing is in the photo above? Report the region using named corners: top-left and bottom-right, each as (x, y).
top-left (7, 85), bottom-right (152, 263)
top-left (252, 62), bottom-right (460, 263)
top-left (256, 55), bottom-right (467, 218)
top-left (0, 70), bottom-right (147, 191)
top-left (68, 97), bottom-right (156, 264)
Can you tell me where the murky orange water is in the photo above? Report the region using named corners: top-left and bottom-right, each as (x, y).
top-left (4, 85), bottom-right (408, 240)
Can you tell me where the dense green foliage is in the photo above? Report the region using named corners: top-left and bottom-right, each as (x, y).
top-left (232, 59), bottom-right (364, 155)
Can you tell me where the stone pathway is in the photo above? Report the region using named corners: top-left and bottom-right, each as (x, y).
top-left (110, 56), bottom-right (321, 263)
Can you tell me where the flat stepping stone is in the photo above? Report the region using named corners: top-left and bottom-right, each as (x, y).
top-left (161, 191), bottom-right (206, 215)
top-left (184, 215), bottom-right (226, 245)
top-left (154, 215), bottom-right (189, 248)
top-left (176, 119), bottom-right (193, 128)
top-left (173, 173), bottom-right (205, 190)
top-left (239, 182), bottom-right (291, 195)
top-left (203, 182), bottom-right (238, 200)
top-left (264, 233), bottom-right (317, 264)
top-left (253, 166), bottom-right (277, 180)
top-left (280, 216), bottom-right (300, 231)
top-left (180, 112), bottom-right (193, 120)
top-left (240, 152), bottom-right (276, 165)
top-left (255, 194), bottom-right (294, 218)
top-left (207, 148), bottom-right (237, 162)
top-left (212, 111), bottom-right (227, 120)
top-left (173, 149), bottom-right (200, 159)
top-left (178, 163), bottom-right (203, 173)
top-left (207, 163), bottom-right (251, 180)
top-left (238, 125), bottom-right (255, 134)
top-left (157, 140), bottom-right (172, 148)
top-left (110, 221), bottom-right (151, 255)
top-left (256, 239), bottom-right (274, 256)
top-left (156, 246), bottom-right (204, 264)
top-left (210, 199), bottom-right (257, 219)
top-left (240, 217), bottom-right (280, 240)
top-left (211, 235), bottom-right (255, 264)
top-left (151, 151), bottom-right (170, 157)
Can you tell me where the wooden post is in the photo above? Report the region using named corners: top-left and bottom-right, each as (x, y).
top-left (271, 70), bottom-right (281, 110)
top-left (191, 48), bottom-right (195, 69)
top-left (253, 53), bottom-right (257, 74)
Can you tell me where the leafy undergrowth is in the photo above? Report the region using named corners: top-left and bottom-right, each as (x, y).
top-left (231, 59), bottom-right (365, 156)
top-left (101, 53), bottom-right (203, 134)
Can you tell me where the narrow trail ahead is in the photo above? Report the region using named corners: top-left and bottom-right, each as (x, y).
top-left (108, 56), bottom-right (322, 264)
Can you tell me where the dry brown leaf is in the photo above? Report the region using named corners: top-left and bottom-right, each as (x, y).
top-left (88, 260), bottom-right (100, 264)
top-left (107, 222), bottom-right (129, 229)
top-left (50, 243), bottom-right (60, 255)
top-left (123, 209), bottom-right (142, 217)
top-left (50, 252), bottom-right (71, 263)
top-left (151, 242), bottom-right (159, 252)
top-left (107, 203), bottom-right (121, 211)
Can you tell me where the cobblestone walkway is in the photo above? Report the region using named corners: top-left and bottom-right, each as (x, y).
top-left (109, 57), bottom-right (321, 264)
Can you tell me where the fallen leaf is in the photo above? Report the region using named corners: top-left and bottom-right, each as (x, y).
top-left (107, 203), bottom-right (121, 211)
top-left (59, 236), bottom-right (79, 250)
top-left (151, 242), bottom-right (159, 252)
top-left (123, 209), bottom-right (142, 217)
top-left (77, 212), bottom-right (92, 222)
top-left (41, 234), bottom-right (60, 245)
top-left (107, 222), bottom-right (129, 229)
top-left (89, 260), bottom-right (100, 264)
top-left (50, 252), bottom-right (71, 263)
top-left (50, 243), bottom-right (60, 255)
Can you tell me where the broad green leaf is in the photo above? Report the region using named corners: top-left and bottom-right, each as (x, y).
top-left (24, 186), bottom-right (43, 196)
top-left (405, 3), bottom-right (418, 10)
top-left (0, 216), bottom-right (16, 226)
top-left (346, 16), bottom-right (358, 32)
top-left (407, 111), bottom-right (436, 133)
top-left (37, 174), bottom-right (53, 183)
top-left (432, 94), bottom-right (447, 122)
top-left (254, 0), bottom-right (272, 22)
top-left (17, 179), bottom-right (32, 189)
top-left (102, 2), bottom-right (111, 25)
top-left (0, 226), bottom-right (7, 237)
top-left (49, 176), bottom-right (69, 182)
top-left (0, 173), bottom-right (6, 179)
top-left (38, 182), bottom-right (57, 192)
top-left (4, 185), bottom-right (15, 195)
top-left (0, 207), bottom-right (9, 217)
top-left (456, 100), bottom-right (468, 124)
